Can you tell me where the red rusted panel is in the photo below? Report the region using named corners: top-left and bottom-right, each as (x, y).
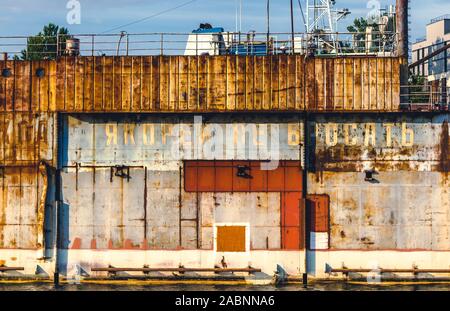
top-left (184, 161), bottom-right (303, 194)
top-left (197, 161), bottom-right (215, 192)
top-left (281, 192), bottom-right (304, 250)
top-left (282, 227), bottom-right (301, 250)
top-left (249, 162), bottom-right (268, 191)
top-left (184, 161), bottom-right (198, 192)
top-left (284, 163), bottom-right (303, 191)
top-left (267, 166), bottom-right (285, 191)
top-left (215, 162), bottom-right (233, 192)
top-left (308, 195), bottom-right (330, 233)
top-left (282, 192), bottom-right (301, 227)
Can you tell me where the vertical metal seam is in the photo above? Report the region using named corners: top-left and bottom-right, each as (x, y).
top-left (178, 164), bottom-right (182, 247)
top-left (144, 166), bottom-right (147, 241)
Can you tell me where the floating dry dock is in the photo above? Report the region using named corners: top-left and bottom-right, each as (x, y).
top-left (0, 47), bottom-right (448, 284)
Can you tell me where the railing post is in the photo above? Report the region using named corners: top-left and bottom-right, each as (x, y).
top-left (160, 33), bottom-right (164, 55)
top-left (238, 32), bottom-right (241, 55)
top-left (196, 33), bottom-right (198, 56)
top-left (56, 34), bottom-right (60, 58)
top-left (335, 32), bottom-right (339, 55)
top-left (92, 35), bottom-right (95, 56)
top-left (26, 37), bottom-right (29, 60)
top-left (126, 34), bottom-right (129, 56)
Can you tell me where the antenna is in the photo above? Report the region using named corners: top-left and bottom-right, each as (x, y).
top-left (235, 0), bottom-right (238, 33)
top-left (304, 0), bottom-right (350, 53)
top-left (290, 0), bottom-right (295, 54)
top-left (240, 0), bottom-right (243, 33)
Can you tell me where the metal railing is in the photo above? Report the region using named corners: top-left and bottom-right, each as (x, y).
top-left (430, 14), bottom-right (450, 24)
top-left (0, 31), bottom-right (398, 59)
top-left (400, 85), bottom-right (450, 111)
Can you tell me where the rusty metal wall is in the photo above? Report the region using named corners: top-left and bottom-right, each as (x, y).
top-left (309, 114), bottom-right (449, 173)
top-left (307, 113), bottom-right (450, 250)
top-left (0, 113), bottom-right (54, 166)
top-left (58, 113), bottom-right (449, 251)
top-left (1, 112), bottom-right (448, 253)
top-left (0, 56), bottom-right (401, 113)
top-left (59, 114), bottom-right (303, 250)
top-left (0, 112), bottom-right (55, 249)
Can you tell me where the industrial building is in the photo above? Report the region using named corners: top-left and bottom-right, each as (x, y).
top-left (412, 15), bottom-right (450, 106)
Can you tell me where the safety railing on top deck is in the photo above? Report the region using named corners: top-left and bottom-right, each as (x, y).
top-left (400, 85), bottom-right (450, 111)
top-left (0, 31), bottom-right (398, 59)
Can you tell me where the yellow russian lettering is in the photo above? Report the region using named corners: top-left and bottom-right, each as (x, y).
top-left (124, 124), bottom-right (136, 145)
top-left (142, 124), bottom-right (155, 145)
top-left (344, 123), bottom-right (357, 146)
top-left (402, 122), bottom-right (414, 147)
top-left (105, 124), bottom-right (117, 146)
top-left (288, 123), bottom-right (301, 146)
top-left (364, 123), bottom-right (376, 146)
top-left (383, 123), bottom-right (394, 147)
top-left (325, 123), bottom-right (338, 147)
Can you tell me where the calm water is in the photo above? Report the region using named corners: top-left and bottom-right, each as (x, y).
top-left (0, 283), bottom-right (449, 291)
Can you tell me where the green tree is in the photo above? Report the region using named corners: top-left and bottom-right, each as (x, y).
top-left (347, 17), bottom-right (380, 53)
top-left (19, 23), bottom-right (70, 60)
top-left (408, 74), bottom-right (429, 104)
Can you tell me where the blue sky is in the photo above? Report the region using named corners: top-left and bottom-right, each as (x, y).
top-left (0, 0), bottom-right (448, 40)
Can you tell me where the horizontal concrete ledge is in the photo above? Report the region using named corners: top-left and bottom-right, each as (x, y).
top-left (91, 267), bottom-right (261, 274)
top-left (330, 268), bottom-right (450, 274)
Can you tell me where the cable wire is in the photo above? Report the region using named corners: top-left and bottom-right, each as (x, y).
top-left (101, 0), bottom-right (199, 34)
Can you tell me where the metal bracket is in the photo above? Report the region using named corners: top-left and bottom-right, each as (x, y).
top-left (214, 265), bottom-right (221, 274)
top-left (143, 265), bottom-right (150, 275)
top-left (248, 265), bottom-right (256, 275)
top-left (342, 264), bottom-right (349, 277)
top-left (107, 265), bottom-right (117, 277)
top-left (413, 264), bottom-right (419, 276)
top-left (110, 166), bottom-right (131, 182)
top-left (364, 169), bottom-right (379, 183)
top-left (236, 165), bottom-right (252, 179)
top-left (178, 264), bottom-right (185, 275)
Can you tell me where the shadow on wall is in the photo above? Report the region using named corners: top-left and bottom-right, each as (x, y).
top-left (57, 202), bottom-right (70, 275)
top-left (43, 172), bottom-right (56, 259)
top-left (306, 251), bottom-right (317, 276)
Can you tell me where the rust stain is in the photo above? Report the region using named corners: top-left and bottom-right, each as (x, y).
top-left (0, 113), bottom-right (51, 166)
top-left (307, 195), bottom-right (330, 232)
top-left (0, 172), bottom-right (5, 248)
top-left (360, 237), bottom-right (375, 246)
top-left (37, 161), bottom-right (48, 249)
top-left (439, 121), bottom-right (449, 174)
